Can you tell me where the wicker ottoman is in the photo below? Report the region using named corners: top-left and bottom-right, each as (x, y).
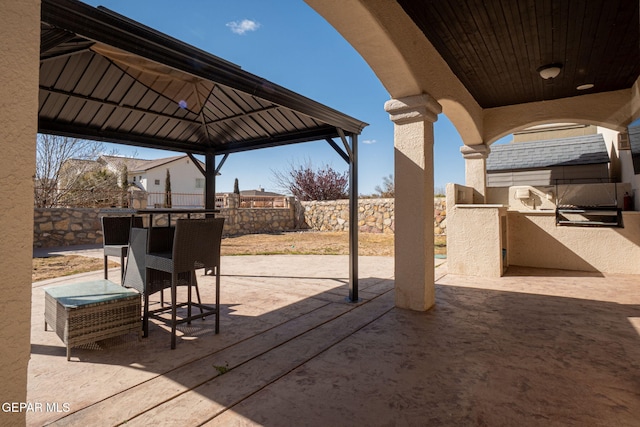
top-left (44, 280), bottom-right (142, 360)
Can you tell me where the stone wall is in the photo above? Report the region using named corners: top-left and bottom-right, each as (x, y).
top-left (33, 196), bottom-right (297, 248)
top-left (34, 208), bottom-right (105, 248)
top-left (433, 197), bottom-right (447, 235)
top-left (33, 197), bottom-right (447, 248)
top-left (300, 197), bottom-right (446, 235)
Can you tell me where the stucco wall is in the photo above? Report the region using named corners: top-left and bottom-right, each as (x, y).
top-left (508, 211), bottom-right (640, 274)
top-left (448, 184), bottom-right (640, 275)
top-left (447, 205), bottom-right (507, 277)
top-left (0, 0), bottom-right (40, 423)
top-left (487, 183), bottom-right (632, 210)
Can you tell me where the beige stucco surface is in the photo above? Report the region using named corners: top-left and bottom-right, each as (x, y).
top-left (447, 205), bottom-right (506, 277)
top-left (386, 94), bottom-right (440, 311)
top-left (0, 1), bottom-right (40, 425)
top-left (508, 211), bottom-right (640, 274)
top-left (483, 88), bottom-right (639, 144)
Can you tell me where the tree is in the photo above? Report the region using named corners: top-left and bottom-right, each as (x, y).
top-left (164, 168), bottom-right (172, 208)
top-left (60, 169), bottom-right (120, 207)
top-left (272, 160), bottom-right (349, 201)
top-left (120, 164), bottom-right (129, 188)
top-left (375, 174), bottom-right (394, 198)
top-left (119, 164), bottom-right (129, 207)
top-left (34, 134), bottom-right (112, 208)
top-left (233, 178), bottom-right (240, 195)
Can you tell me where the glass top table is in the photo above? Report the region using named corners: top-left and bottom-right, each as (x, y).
top-left (44, 280), bottom-right (139, 308)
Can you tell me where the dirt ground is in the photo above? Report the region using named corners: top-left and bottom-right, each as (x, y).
top-left (32, 256), bottom-right (119, 282)
top-left (221, 231), bottom-right (395, 256)
top-left (32, 232), bottom-right (446, 282)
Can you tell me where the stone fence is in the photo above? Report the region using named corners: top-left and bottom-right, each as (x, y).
top-left (33, 196), bottom-right (447, 248)
top-left (299, 197), bottom-right (446, 235)
top-left (33, 193), bottom-right (297, 248)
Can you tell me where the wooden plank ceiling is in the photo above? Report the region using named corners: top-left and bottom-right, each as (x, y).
top-left (397, 0), bottom-right (640, 108)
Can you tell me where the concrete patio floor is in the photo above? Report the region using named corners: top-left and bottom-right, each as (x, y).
top-left (27, 254), bottom-right (640, 426)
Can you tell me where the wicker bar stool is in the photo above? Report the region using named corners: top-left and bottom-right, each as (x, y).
top-left (145, 218), bottom-right (225, 349)
top-left (101, 216), bottom-right (142, 281)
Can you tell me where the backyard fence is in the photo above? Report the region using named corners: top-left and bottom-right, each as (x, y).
top-left (33, 197), bottom-right (447, 248)
top-left (36, 187), bottom-right (290, 210)
top-left (145, 192), bottom-right (290, 209)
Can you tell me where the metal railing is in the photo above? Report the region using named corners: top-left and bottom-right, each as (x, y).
top-left (239, 196), bottom-right (290, 208)
top-left (36, 187), bottom-right (290, 210)
top-left (146, 192), bottom-right (290, 209)
top-left (147, 192), bottom-right (205, 208)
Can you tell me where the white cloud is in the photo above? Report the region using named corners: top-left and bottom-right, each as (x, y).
top-left (362, 139), bottom-right (377, 145)
top-left (226, 19), bottom-right (261, 35)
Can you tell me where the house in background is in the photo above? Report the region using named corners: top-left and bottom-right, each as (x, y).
top-left (58, 158), bottom-right (103, 186)
top-left (484, 124), bottom-right (632, 218)
top-left (487, 125), bottom-right (614, 188)
top-left (99, 155), bottom-right (206, 208)
top-left (215, 186), bottom-right (288, 208)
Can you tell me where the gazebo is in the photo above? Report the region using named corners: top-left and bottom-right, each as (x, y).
top-left (39, 0), bottom-right (367, 298)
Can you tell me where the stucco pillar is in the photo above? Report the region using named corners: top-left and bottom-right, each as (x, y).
top-left (385, 93), bottom-right (442, 311)
top-left (0, 1), bottom-right (40, 425)
top-left (461, 144), bottom-right (490, 203)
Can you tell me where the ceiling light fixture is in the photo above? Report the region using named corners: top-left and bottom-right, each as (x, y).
top-left (537, 64), bottom-right (562, 80)
top-left (576, 83), bottom-right (594, 90)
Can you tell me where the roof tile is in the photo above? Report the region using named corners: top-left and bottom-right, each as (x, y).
top-left (487, 134), bottom-right (609, 171)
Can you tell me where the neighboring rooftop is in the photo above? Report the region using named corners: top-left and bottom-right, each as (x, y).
top-left (487, 134), bottom-right (610, 172)
top-left (99, 155), bottom-right (204, 173)
top-left (240, 189), bottom-right (283, 197)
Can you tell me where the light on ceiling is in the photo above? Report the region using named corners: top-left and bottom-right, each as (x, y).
top-left (537, 64), bottom-right (562, 80)
top-left (577, 83), bottom-right (594, 90)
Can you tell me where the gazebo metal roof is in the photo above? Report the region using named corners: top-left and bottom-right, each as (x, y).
top-left (39, 0), bottom-right (367, 155)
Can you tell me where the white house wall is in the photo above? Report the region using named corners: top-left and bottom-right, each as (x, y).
top-left (129, 157), bottom-right (204, 194)
top-left (130, 157), bottom-right (205, 208)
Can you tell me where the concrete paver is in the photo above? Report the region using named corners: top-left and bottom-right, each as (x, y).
top-left (26, 253), bottom-right (640, 426)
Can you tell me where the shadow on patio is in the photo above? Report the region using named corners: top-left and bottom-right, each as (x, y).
top-left (28, 256), bottom-right (640, 426)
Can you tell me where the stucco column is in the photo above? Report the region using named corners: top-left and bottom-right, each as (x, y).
top-left (461, 144), bottom-right (490, 203)
top-left (385, 93), bottom-right (442, 311)
top-left (0, 1), bottom-right (40, 424)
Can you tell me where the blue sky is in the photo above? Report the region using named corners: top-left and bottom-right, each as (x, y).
top-left (82, 0), bottom-right (501, 195)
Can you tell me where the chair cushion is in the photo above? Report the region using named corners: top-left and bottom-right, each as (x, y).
top-left (104, 244), bottom-right (128, 257)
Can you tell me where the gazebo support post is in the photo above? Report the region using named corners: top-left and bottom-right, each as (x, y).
top-left (335, 129), bottom-right (359, 302)
top-left (348, 133), bottom-right (359, 302)
top-left (205, 151), bottom-right (216, 213)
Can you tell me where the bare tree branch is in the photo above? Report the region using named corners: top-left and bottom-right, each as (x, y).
top-left (374, 174), bottom-right (394, 198)
top-left (272, 159), bottom-right (349, 201)
top-left (34, 134), bottom-right (119, 207)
